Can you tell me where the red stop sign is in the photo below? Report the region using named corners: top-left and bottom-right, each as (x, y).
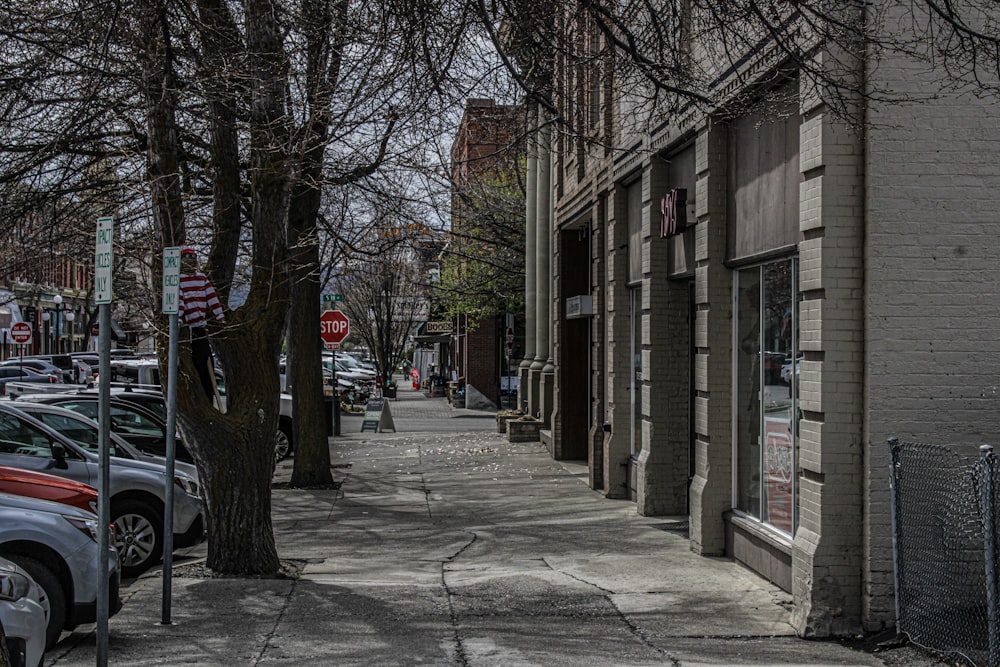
top-left (10, 322), bottom-right (32, 345)
top-left (320, 309), bottom-right (350, 346)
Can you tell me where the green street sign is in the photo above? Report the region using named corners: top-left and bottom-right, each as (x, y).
top-left (322, 294), bottom-right (344, 302)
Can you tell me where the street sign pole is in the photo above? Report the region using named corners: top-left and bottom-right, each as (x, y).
top-left (94, 216), bottom-right (113, 667)
top-left (320, 309), bottom-right (350, 437)
top-left (160, 247), bottom-right (180, 625)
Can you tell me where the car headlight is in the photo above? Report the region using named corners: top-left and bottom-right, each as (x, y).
top-left (0, 568), bottom-right (30, 602)
top-left (174, 475), bottom-right (200, 496)
top-left (63, 514), bottom-right (100, 542)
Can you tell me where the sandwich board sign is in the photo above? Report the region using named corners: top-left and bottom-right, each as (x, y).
top-left (360, 397), bottom-right (396, 433)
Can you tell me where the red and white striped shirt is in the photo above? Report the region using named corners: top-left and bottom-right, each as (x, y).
top-left (178, 272), bottom-right (224, 328)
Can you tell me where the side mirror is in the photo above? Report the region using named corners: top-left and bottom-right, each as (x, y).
top-left (51, 442), bottom-right (69, 469)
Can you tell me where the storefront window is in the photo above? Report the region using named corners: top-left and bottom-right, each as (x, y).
top-left (734, 259), bottom-right (799, 535)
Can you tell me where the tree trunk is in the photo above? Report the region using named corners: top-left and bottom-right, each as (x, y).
top-left (287, 190), bottom-right (334, 488)
top-left (176, 321), bottom-right (283, 574)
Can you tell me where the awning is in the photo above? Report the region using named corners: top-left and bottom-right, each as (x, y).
top-left (413, 333), bottom-right (451, 345)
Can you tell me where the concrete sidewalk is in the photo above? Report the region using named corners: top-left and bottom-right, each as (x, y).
top-left (46, 388), bottom-right (944, 666)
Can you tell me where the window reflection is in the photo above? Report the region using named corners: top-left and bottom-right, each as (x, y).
top-left (735, 259), bottom-right (798, 535)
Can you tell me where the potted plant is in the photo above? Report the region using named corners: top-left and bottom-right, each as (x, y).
top-left (496, 408), bottom-right (524, 433)
top-left (383, 379), bottom-right (397, 399)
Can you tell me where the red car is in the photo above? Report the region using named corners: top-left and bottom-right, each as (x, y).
top-left (0, 465), bottom-right (97, 514)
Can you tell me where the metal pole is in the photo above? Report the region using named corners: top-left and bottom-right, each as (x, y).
top-left (981, 445), bottom-right (999, 667)
top-left (96, 303), bottom-right (111, 667)
top-left (161, 313), bottom-right (179, 624)
top-left (888, 437), bottom-right (904, 636)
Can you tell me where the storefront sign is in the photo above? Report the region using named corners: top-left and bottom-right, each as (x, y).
top-left (660, 188), bottom-right (687, 238)
top-left (424, 321), bottom-right (453, 334)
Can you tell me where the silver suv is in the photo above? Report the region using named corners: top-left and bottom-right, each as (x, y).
top-left (0, 402), bottom-right (204, 578)
top-left (0, 492), bottom-right (121, 651)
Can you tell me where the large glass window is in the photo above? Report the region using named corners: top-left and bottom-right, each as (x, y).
top-left (734, 259), bottom-right (799, 535)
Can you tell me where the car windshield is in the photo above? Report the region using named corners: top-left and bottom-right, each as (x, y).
top-left (52, 400), bottom-right (165, 440)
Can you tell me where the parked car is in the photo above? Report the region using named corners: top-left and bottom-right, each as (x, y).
top-left (0, 492), bottom-right (121, 651)
top-left (0, 465), bottom-right (97, 515)
top-left (97, 358), bottom-right (317, 461)
top-left (780, 354), bottom-right (802, 384)
top-left (15, 355), bottom-right (89, 384)
top-left (763, 351), bottom-right (786, 384)
top-left (0, 360), bottom-right (66, 384)
top-left (0, 402), bottom-right (204, 577)
top-left (0, 367), bottom-right (60, 397)
top-left (335, 353), bottom-right (377, 378)
top-left (8, 400), bottom-right (198, 478)
top-left (0, 554), bottom-right (48, 667)
top-left (16, 391), bottom-right (194, 464)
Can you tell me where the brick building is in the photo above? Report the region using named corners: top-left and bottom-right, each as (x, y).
top-left (448, 99), bottom-right (524, 408)
top-left (516, 2), bottom-right (1000, 638)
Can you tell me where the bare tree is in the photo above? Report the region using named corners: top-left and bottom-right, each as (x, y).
top-left (335, 236), bottom-right (430, 384)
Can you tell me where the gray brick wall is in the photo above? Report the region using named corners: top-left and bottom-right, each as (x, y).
top-left (864, 31), bottom-right (1000, 629)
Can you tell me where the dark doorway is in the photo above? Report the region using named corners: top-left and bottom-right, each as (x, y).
top-left (556, 227), bottom-right (590, 460)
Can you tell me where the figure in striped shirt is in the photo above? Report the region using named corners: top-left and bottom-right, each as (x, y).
top-left (179, 246), bottom-right (224, 399)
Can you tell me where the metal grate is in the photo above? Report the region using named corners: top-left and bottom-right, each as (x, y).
top-left (889, 438), bottom-right (1000, 666)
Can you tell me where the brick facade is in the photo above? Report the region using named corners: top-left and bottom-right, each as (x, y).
top-left (543, 1), bottom-right (1000, 639)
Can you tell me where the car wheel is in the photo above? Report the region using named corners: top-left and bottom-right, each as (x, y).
top-left (9, 555), bottom-right (66, 651)
top-left (112, 499), bottom-right (163, 578)
top-left (274, 422), bottom-right (293, 461)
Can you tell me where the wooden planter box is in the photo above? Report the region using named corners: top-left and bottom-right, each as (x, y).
top-left (506, 419), bottom-right (541, 442)
top-left (383, 386), bottom-right (397, 399)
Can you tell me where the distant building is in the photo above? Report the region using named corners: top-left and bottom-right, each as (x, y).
top-left (447, 99), bottom-right (524, 408)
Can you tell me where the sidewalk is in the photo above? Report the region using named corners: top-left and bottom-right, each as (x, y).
top-left (46, 388), bottom-right (944, 666)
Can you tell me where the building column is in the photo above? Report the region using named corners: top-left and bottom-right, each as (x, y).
top-left (538, 123), bottom-right (556, 426)
top-left (688, 119), bottom-right (732, 555)
top-left (528, 108), bottom-right (551, 421)
top-left (635, 160), bottom-right (690, 516)
top-left (588, 197), bottom-right (608, 490)
top-left (518, 105), bottom-right (538, 412)
top-left (602, 185), bottom-right (631, 500)
top-left (791, 61), bottom-right (865, 637)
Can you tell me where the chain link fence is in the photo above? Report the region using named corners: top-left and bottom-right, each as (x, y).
top-left (889, 438), bottom-right (1000, 666)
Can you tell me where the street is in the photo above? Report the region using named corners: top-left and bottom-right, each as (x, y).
top-left (45, 386), bottom-right (946, 666)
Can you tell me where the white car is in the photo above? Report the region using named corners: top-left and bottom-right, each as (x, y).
top-left (0, 555), bottom-right (47, 667)
top-left (0, 492), bottom-right (121, 651)
top-left (780, 355), bottom-right (802, 384)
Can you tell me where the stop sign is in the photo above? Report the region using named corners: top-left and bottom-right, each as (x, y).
top-left (320, 309), bottom-right (350, 348)
top-left (10, 322), bottom-right (32, 345)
